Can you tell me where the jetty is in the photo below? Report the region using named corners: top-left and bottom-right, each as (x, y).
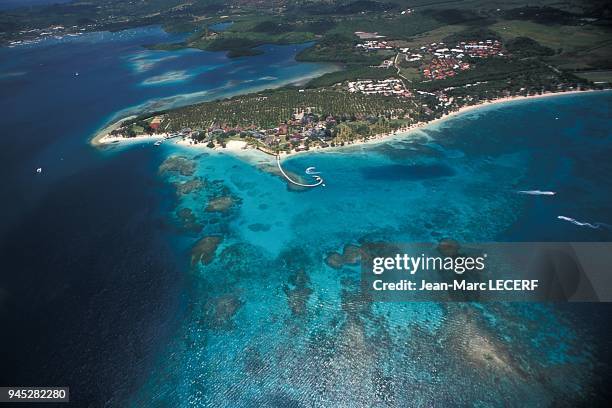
top-left (276, 155), bottom-right (324, 188)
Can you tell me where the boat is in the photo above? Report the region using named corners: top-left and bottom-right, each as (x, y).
top-left (517, 190), bottom-right (556, 196)
top-left (154, 140), bottom-right (163, 146)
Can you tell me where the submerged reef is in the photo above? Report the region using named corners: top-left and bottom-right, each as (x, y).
top-left (176, 208), bottom-right (203, 233)
top-left (158, 154), bottom-right (244, 242)
top-left (132, 92), bottom-right (610, 407)
top-left (283, 269), bottom-right (313, 316)
top-left (437, 238), bottom-right (461, 257)
top-left (325, 244), bottom-right (361, 269)
top-left (191, 235), bottom-right (223, 266)
top-left (202, 182), bottom-right (242, 217)
top-left (159, 155), bottom-right (196, 176)
top-left (201, 294), bottom-right (243, 330)
top-left (174, 177), bottom-right (206, 195)
top-left (205, 196), bottom-right (237, 213)
top-left (247, 223), bottom-right (271, 232)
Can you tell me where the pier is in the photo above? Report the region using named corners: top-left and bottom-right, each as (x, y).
top-left (276, 155), bottom-right (325, 188)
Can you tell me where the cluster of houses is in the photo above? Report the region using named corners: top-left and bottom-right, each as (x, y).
top-left (399, 48), bottom-right (424, 62)
top-left (175, 108), bottom-right (338, 152)
top-left (6, 24), bottom-right (93, 47)
top-left (422, 58), bottom-right (471, 80)
top-left (148, 116), bottom-right (163, 131)
top-left (460, 40), bottom-right (504, 58)
top-left (277, 109), bottom-right (335, 149)
top-left (354, 31), bottom-right (386, 40)
top-left (400, 39), bottom-right (504, 80)
top-left (347, 79), bottom-right (412, 97)
top-left (409, 39), bottom-right (503, 60)
top-left (355, 40), bottom-right (394, 51)
top-left (353, 36), bottom-right (505, 80)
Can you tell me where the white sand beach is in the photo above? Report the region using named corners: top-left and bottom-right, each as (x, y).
top-left (91, 89), bottom-right (603, 161)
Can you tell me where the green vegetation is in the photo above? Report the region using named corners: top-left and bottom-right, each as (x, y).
top-left (442, 26), bottom-right (501, 44)
top-left (393, 25), bottom-right (468, 49)
top-left (505, 37), bottom-right (555, 58)
top-left (4, 0), bottom-right (610, 76)
top-left (397, 65), bottom-right (421, 82)
top-left (326, 14), bottom-right (444, 39)
top-left (296, 33), bottom-right (383, 64)
top-left (490, 20), bottom-right (612, 70)
top-left (190, 30), bottom-right (316, 54)
top-left (0, 0), bottom-right (230, 41)
top-left (161, 88), bottom-right (411, 130)
top-left (415, 58), bottom-right (587, 93)
top-left (147, 14), bottom-right (325, 56)
top-left (5, 0), bottom-right (610, 152)
top-left (296, 13), bottom-right (445, 63)
top-left (574, 70), bottom-right (612, 84)
top-left (422, 8), bottom-right (493, 27)
top-left (305, 66), bottom-right (397, 87)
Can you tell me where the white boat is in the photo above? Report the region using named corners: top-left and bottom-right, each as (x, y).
top-left (154, 140), bottom-right (163, 146)
top-left (517, 190), bottom-right (556, 196)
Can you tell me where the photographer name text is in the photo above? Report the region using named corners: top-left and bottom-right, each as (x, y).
top-left (372, 279), bottom-right (539, 292)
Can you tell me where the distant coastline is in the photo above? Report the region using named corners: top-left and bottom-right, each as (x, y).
top-left (91, 89), bottom-right (607, 161)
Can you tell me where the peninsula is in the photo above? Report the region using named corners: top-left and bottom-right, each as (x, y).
top-left (5, 2), bottom-right (609, 156)
top-left (80, 2), bottom-right (611, 156)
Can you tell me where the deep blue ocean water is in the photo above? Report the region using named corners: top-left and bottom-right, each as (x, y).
top-left (0, 0), bottom-right (71, 10)
top-left (1, 25), bottom-right (612, 406)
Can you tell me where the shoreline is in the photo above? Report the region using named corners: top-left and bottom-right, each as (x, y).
top-left (274, 89), bottom-right (605, 160)
top-left (90, 115), bottom-right (138, 147)
top-left (91, 89), bottom-right (607, 160)
top-left (89, 66), bottom-right (344, 148)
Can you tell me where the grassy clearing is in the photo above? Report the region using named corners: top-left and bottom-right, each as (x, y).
top-left (491, 20), bottom-right (612, 52)
top-left (328, 13), bottom-right (444, 39)
top-left (398, 66), bottom-right (421, 81)
top-left (306, 66), bottom-right (398, 87)
top-left (575, 70), bottom-right (612, 83)
top-left (393, 25), bottom-right (468, 48)
top-left (490, 20), bottom-right (612, 69)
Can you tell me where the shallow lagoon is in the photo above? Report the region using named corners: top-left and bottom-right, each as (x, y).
top-left (133, 92), bottom-right (612, 406)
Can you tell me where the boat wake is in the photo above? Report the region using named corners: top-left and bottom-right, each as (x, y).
top-left (305, 166), bottom-right (321, 175)
top-left (518, 190), bottom-right (556, 196)
top-left (557, 216), bottom-right (611, 230)
top-left (276, 157), bottom-right (324, 188)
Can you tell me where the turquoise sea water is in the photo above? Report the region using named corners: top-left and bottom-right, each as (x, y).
top-left (0, 25), bottom-right (611, 406)
top-left (129, 92), bottom-right (611, 406)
